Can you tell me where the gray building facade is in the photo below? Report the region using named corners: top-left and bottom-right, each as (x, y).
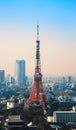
top-left (53, 111), bottom-right (76, 123)
top-left (0, 70), bottom-right (5, 83)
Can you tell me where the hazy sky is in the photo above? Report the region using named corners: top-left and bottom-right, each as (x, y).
top-left (0, 0), bottom-right (76, 76)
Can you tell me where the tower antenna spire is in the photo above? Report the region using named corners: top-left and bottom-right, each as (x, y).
top-left (37, 22), bottom-right (39, 41)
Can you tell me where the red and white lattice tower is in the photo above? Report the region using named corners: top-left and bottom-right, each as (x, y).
top-left (24, 24), bottom-right (46, 113)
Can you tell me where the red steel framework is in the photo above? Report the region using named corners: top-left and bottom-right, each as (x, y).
top-left (24, 24), bottom-right (46, 113)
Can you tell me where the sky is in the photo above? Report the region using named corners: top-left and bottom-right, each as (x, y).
top-left (0, 0), bottom-right (76, 77)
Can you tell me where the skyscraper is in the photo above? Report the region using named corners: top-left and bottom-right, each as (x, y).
top-left (68, 76), bottom-right (72, 84)
top-left (15, 60), bottom-right (26, 86)
top-left (0, 70), bottom-right (5, 83)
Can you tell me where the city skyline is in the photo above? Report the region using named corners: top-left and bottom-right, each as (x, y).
top-left (0, 0), bottom-right (76, 76)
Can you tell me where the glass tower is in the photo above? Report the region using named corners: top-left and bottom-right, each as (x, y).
top-left (0, 70), bottom-right (5, 83)
top-left (15, 60), bottom-right (26, 86)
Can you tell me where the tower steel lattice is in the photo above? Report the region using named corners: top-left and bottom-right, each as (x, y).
top-left (24, 25), bottom-right (46, 113)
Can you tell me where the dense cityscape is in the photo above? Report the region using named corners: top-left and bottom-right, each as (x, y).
top-left (0, 64), bottom-right (76, 129)
top-left (0, 29), bottom-right (76, 129)
top-left (0, 0), bottom-right (76, 130)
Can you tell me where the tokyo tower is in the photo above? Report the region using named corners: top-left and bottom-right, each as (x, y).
top-left (24, 24), bottom-right (46, 114)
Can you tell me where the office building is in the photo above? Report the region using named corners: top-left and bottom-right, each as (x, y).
top-left (53, 111), bottom-right (76, 123)
top-left (0, 70), bottom-right (5, 83)
top-left (68, 76), bottom-right (72, 84)
top-left (15, 60), bottom-right (26, 86)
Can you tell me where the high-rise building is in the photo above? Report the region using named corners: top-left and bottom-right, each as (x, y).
top-left (0, 70), bottom-right (5, 83)
top-left (15, 60), bottom-right (26, 86)
top-left (68, 76), bottom-right (72, 84)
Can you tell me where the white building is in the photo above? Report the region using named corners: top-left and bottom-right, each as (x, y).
top-left (7, 99), bottom-right (19, 109)
top-left (47, 116), bottom-right (53, 122)
top-left (53, 111), bottom-right (76, 123)
top-left (7, 102), bottom-right (14, 109)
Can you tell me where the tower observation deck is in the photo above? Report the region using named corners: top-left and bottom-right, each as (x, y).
top-left (24, 25), bottom-right (46, 114)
